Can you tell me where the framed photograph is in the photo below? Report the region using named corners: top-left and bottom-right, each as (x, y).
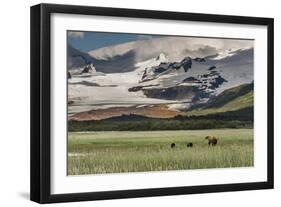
top-left (30, 3), bottom-right (274, 203)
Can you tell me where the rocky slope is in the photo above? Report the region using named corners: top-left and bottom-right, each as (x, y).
top-left (187, 82), bottom-right (254, 116)
top-left (128, 55), bottom-right (227, 103)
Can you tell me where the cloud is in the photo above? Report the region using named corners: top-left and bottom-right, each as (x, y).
top-left (137, 35), bottom-right (153, 40)
top-left (89, 36), bottom-right (254, 63)
top-left (68, 31), bottom-right (84, 39)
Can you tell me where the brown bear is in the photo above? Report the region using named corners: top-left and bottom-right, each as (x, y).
top-left (205, 136), bottom-right (218, 146)
top-left (171, 143), bottom-right (176, 148)
top-left (186, 142), bottom-right (193, 147)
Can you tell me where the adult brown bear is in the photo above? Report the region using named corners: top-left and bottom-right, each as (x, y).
top-left (205, 136), bottom-right (218, 146)
top-left (186, 142), bottom-right (193, 147)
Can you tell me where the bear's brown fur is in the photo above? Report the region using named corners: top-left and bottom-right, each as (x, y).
top-left (187, 142), bottom-right (193, 147)
top-left (205, 136), bottom-right (218, 146)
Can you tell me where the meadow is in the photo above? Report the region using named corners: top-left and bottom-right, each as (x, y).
top-left (67, 129), bottom-right (253, 175)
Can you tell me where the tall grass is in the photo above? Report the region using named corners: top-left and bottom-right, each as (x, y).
top-left (68, 129), bottom-right (253, 175)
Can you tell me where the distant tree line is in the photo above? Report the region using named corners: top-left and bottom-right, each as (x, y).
top-left (68, 119), bottom-right (253, 132)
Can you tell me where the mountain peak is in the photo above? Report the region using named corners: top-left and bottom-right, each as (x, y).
top-left (155, 53), bottom-right (167, 61)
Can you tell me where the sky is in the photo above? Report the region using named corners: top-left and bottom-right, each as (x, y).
top-left (67, 31), bottom-right (162, 52)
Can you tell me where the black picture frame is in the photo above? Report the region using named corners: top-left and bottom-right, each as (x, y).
top-left (30, 3), bottom-right (274, 204)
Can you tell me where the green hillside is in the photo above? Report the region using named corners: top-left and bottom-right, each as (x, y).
top-left (187, 83), bottom-right (253, 116)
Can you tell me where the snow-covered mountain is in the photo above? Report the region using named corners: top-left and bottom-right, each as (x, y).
top-left (68, 53), bottom-right (172, 115)
top-left (68, 46), bottom-right (253, 117)
top-left (67, 35), bottom-right (253, 119)
top-left (128, 55), bottom-right (227, 103)
top-left (140, 56), bottom-right (192, 82)
top-left (68, 36), bottom-right (253, 75)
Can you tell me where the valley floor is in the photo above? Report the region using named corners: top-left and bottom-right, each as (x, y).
top-left (68, 129), bottom-right (253, 175)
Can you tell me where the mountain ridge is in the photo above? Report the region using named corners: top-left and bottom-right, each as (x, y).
top-left (187, 82), bottom-right (253, 116)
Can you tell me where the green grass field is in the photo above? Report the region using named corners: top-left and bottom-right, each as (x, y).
top-left (68, 129), bottom-right (253, 175)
